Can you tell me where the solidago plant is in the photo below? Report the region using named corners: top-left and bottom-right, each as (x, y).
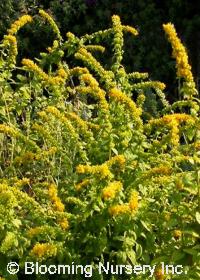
top-left (0, 10), bottom-right (200, 280)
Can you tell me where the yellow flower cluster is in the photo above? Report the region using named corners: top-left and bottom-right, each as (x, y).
top-left (14, 178), bottom-right (30, 188)
top-left (31, 243), bottom-right (57, 259)
top-left (147, 113), bottom-right (195, 147)
top-left (129, 191), bottom-right (139, 211)
top-left (132, 81), bottom-right (166, 91)
top-left (76, 163), bottom-right (113, 179)
top-left (22, 58), bottom-right (49, 80)
top-left (163, 23), bottom-right (193, 82)
top-left (8, 15), bottom-right (33, 35)
top-left (28, 227), bottom-right (43, 238)
top-left (76, 85), bottom-right (109, 113)
top-left (85, 45), bottom-right (105, 52)
top-left (58, 218), bottom-right (69, 230)
top-left (22, 59), bottom-right (66, 86)
top-left (128, 72), bottom-right (149, 80)
top-left (145, 165), bottom-right (172, 178)
top-left (39, 10), bottom-right (62, 40)
top-left (173, 229), bottom-right (182, 239)
top-left (69, 67), bottom-right (89, 76)
top-left (168, 120), bottom-right (179, 146)
top-left (111, 15), bottom-right (124, 72)
top-left (67, 112), bottom-right (88, 132)
top-left (45, 106), bottom-right (78, 139)
top-left (123, 25), bottom-right (139, 36)
top-left (102, 181), bottom-right (122, 200)
top-left (48, 184), bottom-right (65, 212)
top-left (75, 48), bottom-right (115, 89)
top-left (14, 147), bottom-right (57, 165)
top-left (108, 191), bottom-right (139, 216)
top-left (75, 179), bottom-right (90, 191)
top-left (0, 124), bottom-right (19, 137)
top-left (109, 88), bottom-right (142, 125)
top-left (81, 73), bottom-right (99, 87)
top-left (163, 23), bottom-right (197, 98)
top-left (57, 67), bottom-right (68, 79)
top-left (109, 204), bottom-right (130, 216)
top-left (3, 35), bottom-right (18, 64)
top-left (107, 154), bottom-right (126, 169)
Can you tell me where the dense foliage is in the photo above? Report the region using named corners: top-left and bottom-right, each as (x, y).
top-left (0, 10), bottom-right (200, 280)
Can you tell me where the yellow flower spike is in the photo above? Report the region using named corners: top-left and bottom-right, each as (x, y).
top-left (14, 178), bottom-right (30, 188)
top-left (81, 73), bottom-right (99, 87)
top-left (39, 10), bottom-right (62, 40)
top-left (30, 243), bottom-right (57, 259)
top-left (169, 120), bottom-right (179, 146)
top-left (163, 23), bottom-right (197, 98)
top-left (0, 124), bottom-right (19, 137)
top-left (132, 81), bottom-right (166, 91)
top-left (27, 227), bottom-right (43, 238)
top-left (76, 163), bottom-right (113, 179)
top-left (3, 35), bottom-right (18, 63)
top-left (22, 59), bottom-right (49, 81)
top-left (69, 67), bottom-right (89, 76)
top-left (129, 191), bottom-right (139, 211)
top-left (109, 204), bottom-right (130, 216)
top-left (109, 88), bottom-right (142, 125)
top-left (8, 15), bottom-right (33, 35)
top-left (123, 25), bottom-right (139, 36)
top-left (106, 155), bottom-right (126, 169)
top-left (173, 229), bottom-right (182, 239)
top-left (75, 179), bottom-right (90, 191)
top-left (85, 45), bottom-right (105, 52)
top-left (48, 184), bottom-right (65, 212)
top-left (145, 165), bottom-right (172, 178)
top-left (102, 181), bottom-right (122, 200)
top-left (58, 218), bottom-right (69, 230)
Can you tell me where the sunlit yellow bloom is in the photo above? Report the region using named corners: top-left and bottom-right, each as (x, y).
top-left (75, 179), bottom-right (90, 191)
top-left (145, 165), bottom-right (172, 178)
top-left (0, 124), bottom-right (19, 137)
top-left (85, 45), bottom-right (105, 52)
top-left (39, 10), bottom-right (62, 40)
top-left (107, 154), bottom-right (125, 166)
top-left (28, 227), bottom-right (43, 238)
top-left (14, 178), bottom-right (30, 188)
top-left (173, 229), bottom-right (182, 239)
top-left (8, 15), bottom-right (33, 35)
top-left (3, 35), bottom-right (18, 63)
top-left (109, 204), bottom-right (130, 216)
top-left (123, 25), bottom-right (139, 36)
top-left (129, 191), bottom-right (139, 211)
top-left (22, 59), bottom-right (49, 80)
top-left (163, 23), bottom-right (197, 98)
top-left (109, 88), bottom-right (142, 125)
top-left (48, 184), bottom-right (65, 212)
top-left (58, 218), bottom-right (69, 230)
top-left (54, 199), bottom-right (65, 212)
top-left (31, 243), bottom-right (57, 259)
top-left (76, 163), bottom-right (113, 179)
top-left (102, 181), bottom-right (122, 200)
top-left (163, 23), bottom-right (193, 82)
top-left (70, 67), bottom-right (89, 77)
top-left (132, 81), bottom-right (166, 91)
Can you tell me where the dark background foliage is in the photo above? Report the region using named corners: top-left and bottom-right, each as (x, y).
top-left (0, 0), bottom-right (199, 100)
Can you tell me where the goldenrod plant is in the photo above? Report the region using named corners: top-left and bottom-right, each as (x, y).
top-left (0, 11), bottom-right (200, 280)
